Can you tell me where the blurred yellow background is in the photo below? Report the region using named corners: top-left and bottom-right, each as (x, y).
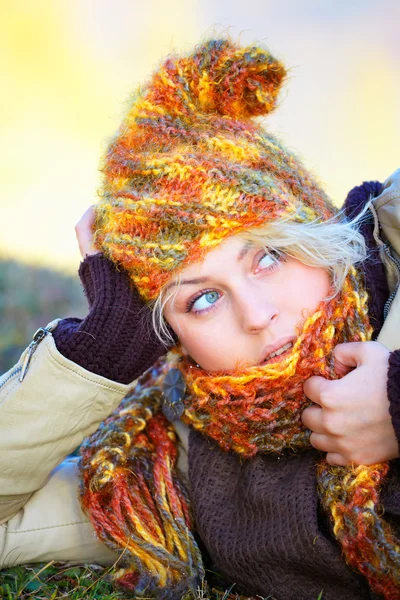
top-left (1, 0), bottom-right (399, 273)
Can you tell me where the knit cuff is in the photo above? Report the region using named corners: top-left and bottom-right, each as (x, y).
top-left (77, 253), bottom-right (100, 308)
top-left (53, 253), bottom-right (170, 383)
top-left (388, 350), bottom-right (400, 451)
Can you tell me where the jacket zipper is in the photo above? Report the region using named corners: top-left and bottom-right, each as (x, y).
top-left (0, 365), bottom-right (22, 390)
top-left (18, 327), bottom-right (54, 382)
top-left (383, 245), bottom-right (400, 320)
top-left (0, 326), bottom-right (54, 391)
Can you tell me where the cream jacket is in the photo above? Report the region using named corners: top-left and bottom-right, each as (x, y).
top-left (0, 320), bottom-right (129, 566)
top-left (0, 320), bottom-right (187, 568)
top-left (0, 321), bottom-right (188, 567)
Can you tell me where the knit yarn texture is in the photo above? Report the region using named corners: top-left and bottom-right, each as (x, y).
top-left (79, 266), bottom-right (400, 599)
top-left (95, 37), bottom-right (335, 303)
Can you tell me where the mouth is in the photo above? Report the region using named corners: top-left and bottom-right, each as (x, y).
top-left (260, 340), bottom-right (294, 366)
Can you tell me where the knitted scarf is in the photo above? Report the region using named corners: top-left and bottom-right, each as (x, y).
top-left (79, 266), bottom-right (400, 599)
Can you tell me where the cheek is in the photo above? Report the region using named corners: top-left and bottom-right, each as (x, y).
top-left (165, 314), bottom-right (239, 371)
top-left (174, 321), bottom-right (222, 362)
top-left (164, 312), bottom-right (207, 357)
top-left (288, 267), bottom-right (331, 313)
top-left (180, 334), bottom-right (212, 367)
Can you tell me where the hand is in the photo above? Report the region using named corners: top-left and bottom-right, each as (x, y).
top-left (301, 341), bottom-right (399, 466)
top-left (75, 206), bottom-right (101, 259)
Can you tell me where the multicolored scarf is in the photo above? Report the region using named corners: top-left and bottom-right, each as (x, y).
top-left (79, 267), bottom-right (400, 599)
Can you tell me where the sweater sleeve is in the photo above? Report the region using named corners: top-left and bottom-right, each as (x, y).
top-left (343, 180), bottom-right (388, 335)
top-left (388, 350), bottom-right (400, 451)
top-left (52, 253), bottom-right (171, 384)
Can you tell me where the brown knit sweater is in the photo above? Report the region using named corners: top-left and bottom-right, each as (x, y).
top-left (188, 433), bottom-right (400, 600)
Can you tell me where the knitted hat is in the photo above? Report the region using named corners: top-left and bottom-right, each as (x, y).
top-left (95, 37), bottom-right (336, 302)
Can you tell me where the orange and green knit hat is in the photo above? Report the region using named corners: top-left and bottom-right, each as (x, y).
top-left (95, 37), bottom-right (336, 303)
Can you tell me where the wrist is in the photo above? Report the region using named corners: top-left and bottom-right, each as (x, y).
top-left (78, 253), bottom-right (118, 308)
top-left (78, 253), bottom-right (101, 307)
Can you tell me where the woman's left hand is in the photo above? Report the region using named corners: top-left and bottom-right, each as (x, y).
top-left (302, 341), bottom-right (399, 465)
top-left (75, 205), bottom-right (101, 259)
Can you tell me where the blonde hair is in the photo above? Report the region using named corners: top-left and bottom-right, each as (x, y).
top-left (151, 205), bottom-right (370, 345)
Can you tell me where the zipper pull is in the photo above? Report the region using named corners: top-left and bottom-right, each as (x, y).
top-left (19, 327), bottom-right (51, 382)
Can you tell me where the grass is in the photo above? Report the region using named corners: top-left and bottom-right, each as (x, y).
top-left (0, 563), bottom-right (325, 599)
top-left (0, 563), bottom-right (125, 600)
top-left (0, 562), bottom-right (282, 600)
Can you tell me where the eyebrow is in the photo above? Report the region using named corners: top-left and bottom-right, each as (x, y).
top-left (237, 241), bottom-right (252, 262)
top-left (165, 241), bottom-right (253, 291)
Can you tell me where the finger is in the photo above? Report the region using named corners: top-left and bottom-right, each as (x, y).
top-left (309, 433), bottom-right (337, 453)
top-left (303, 376), bottom-right (328, 406)
top-left (326, 452), bottom-right (348, 467)
top-left (332, 342), bottom-right (364, 377)
top-left (75, 205), bottom-right (96, 231)
top-left (75, 206), bottom-right (100, 258)
top-left (301, 405), bottom-right (324, 433)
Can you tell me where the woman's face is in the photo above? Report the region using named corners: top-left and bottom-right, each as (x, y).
top-left (163, 235), bottom-right (331, 371)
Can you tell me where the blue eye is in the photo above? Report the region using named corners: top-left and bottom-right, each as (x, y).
top-left (257, 250), bottom-right (282, 271)
top-left (192, 290), bottom-right (219, 312)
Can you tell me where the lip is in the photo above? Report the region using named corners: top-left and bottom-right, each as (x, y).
top-left (259, 336), bottom-right (296, 365)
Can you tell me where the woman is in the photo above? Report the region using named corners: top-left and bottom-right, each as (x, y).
top-left (1, 38), bottom-right (399, 600)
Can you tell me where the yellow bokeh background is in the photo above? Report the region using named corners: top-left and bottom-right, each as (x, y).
top-left (1, 0), bottom-right (399, 273)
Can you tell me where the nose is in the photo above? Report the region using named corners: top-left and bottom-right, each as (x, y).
top-left (237, 287), bottom-right (279, 334)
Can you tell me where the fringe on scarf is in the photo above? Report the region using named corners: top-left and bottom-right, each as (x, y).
top-left (79, 378), bottom-right (204, 598)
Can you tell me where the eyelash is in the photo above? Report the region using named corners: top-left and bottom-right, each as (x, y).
top-left (184, 250), bottom-right (284, 315)
top-left (184, 290), bottom-right (218, 315)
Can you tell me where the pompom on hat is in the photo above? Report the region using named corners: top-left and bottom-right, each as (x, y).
top-left (95, 37), bottom-right (336, 302)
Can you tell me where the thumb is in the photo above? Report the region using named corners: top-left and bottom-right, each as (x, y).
top-left (332, 342), bottom-right (364, 377)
